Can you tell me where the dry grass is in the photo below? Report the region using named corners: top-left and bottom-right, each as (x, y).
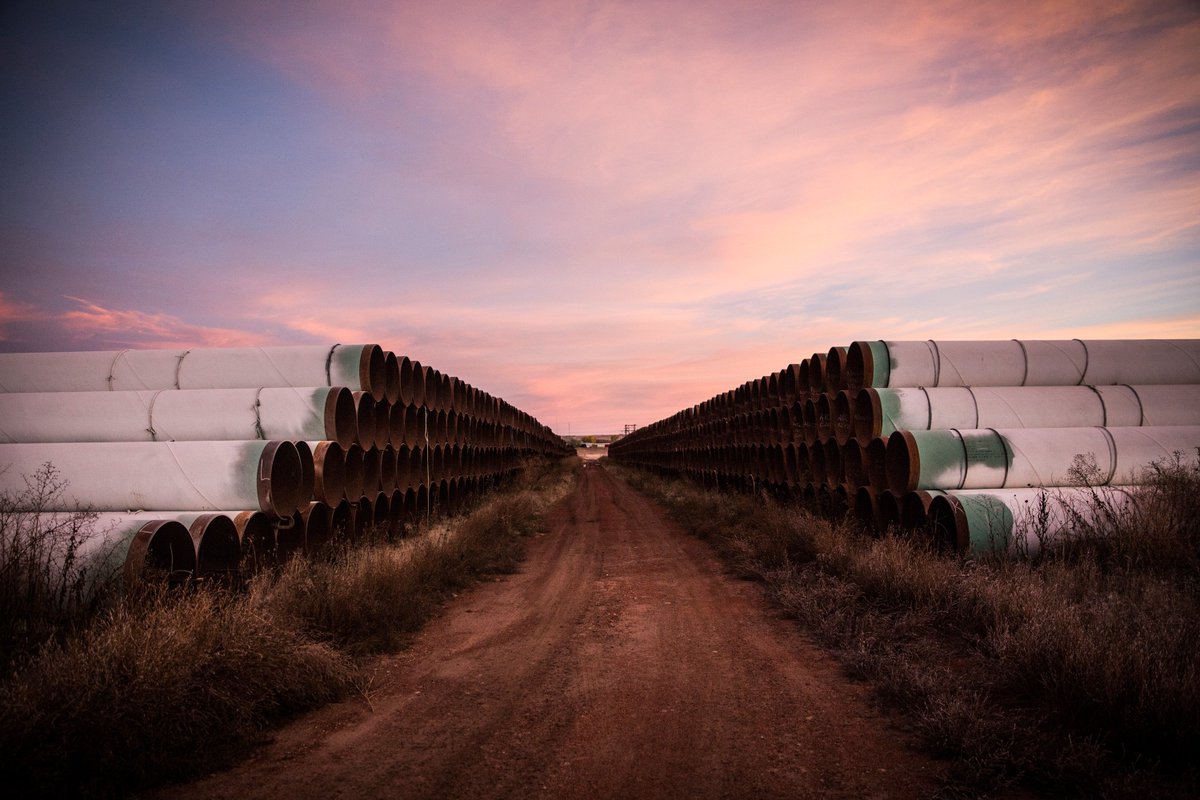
top-left (0, 456), bottom-right (577, 798)
top-left (0, 464), bottom-right (119, 669)
top-left (612, 456), bottom-right (1200, 798)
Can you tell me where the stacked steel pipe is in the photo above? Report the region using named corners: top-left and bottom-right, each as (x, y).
top-left (609, 339), bottom-right (1200, 556)
top-left (0, 344), bottom-right (569, 585)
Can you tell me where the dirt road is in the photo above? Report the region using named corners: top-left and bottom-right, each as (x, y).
top-left (165, 463), bottom-right (942, 799)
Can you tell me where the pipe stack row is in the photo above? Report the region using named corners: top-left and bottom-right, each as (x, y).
top-left (609, 339), bottom-right (1200, 556)
top-left (0, 344), bottom-right (570, 586)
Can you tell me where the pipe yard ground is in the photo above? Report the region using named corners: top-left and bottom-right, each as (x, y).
top-left (148, 461), bottom-right (943, 800)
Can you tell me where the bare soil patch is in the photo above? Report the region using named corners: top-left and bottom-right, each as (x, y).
top-left (156, 462), bottom-right (943, 799)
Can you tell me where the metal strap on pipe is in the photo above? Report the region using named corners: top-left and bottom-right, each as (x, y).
top-left (1123, 384), bottom-right (1145, 426)
top-left (1075, 338), bottom-right (1090, 385)
top-left (169, 442), bottom-right (221, 511)
top-left (1085, 385), bottom-right (1106, 426)
top-left (107, 349), bottom-right (129, 391)
top-left (969, 387), bottom-right (980, 428)
top-left (1099, 426), bottom-right (1118, 485)
top-left (253, 388), bottom-right (265, 440)
top-left (927, 340), bottom-right (941, 386)
top-left (174, 349), bottom-right (190, 389)
top-left (954, 428), bottom-right (968, 490)
top-left (1014, 339), bottom-right (1029, 386)
top-left (146, 389), bottom-right (165, 441)
top-left (987, 427), bottom-right (1011, 488)
top-left (325, 344), bottom-right (339, 387)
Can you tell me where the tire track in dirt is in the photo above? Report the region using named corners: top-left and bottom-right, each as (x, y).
top-left (158, 462), bottom-right (943, 799)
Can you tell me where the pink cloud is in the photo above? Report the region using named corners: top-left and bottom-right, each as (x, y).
top-left (0, 292), bottom-right (45, 339)
top-left (59, 296), bottom-right (271, 349)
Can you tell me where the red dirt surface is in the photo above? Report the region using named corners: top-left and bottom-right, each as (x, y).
top-left (160, 462), bottom-right (944, 799)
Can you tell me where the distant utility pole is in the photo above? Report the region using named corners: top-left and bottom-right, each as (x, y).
top-left (623, 424), bottom-right (637, 436)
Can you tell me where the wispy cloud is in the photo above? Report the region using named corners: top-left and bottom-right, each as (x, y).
top-left (59, 297), bottom-right (271, 349)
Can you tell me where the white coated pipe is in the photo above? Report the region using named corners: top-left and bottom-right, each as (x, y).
top-left (0, 344), bottom-right (387, 401)
top-left (0, 440), bottom-right (303, 516)
top-left (846, 339), bottom-right (1200, 389)
top-left (856, 384), bottom-right (1200, 439)
top-left (0, 386), bottom-right (356, 448)
top-left (886, 425), bottom-right (1200, 493)
top-left (930, 487), bottom-right (1137, 556)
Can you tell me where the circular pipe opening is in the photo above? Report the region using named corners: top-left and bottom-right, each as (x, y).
top-left (833, 390), bottom-right (855, 444)
top-left (361, 446), bottom-right (381, 495)
top-left (398, 355), bottom-right (414, 406)
top-left (234, 510), bottom-right (275, 572)
top-left (854, 388), bottom-right (882, 441)
top-left (125, 520), bottom-right (195, 584)
top-left (825, 346), bottom-right (848, 392)
top-left (258, 441), bottom-right (303, 517)
top-left (360, 344), bottom-right (387, 403)
top-left (190, 514), bottom-right (241, 579)
top-left (808, 353), bottom-right (828, 393)
top-left (411, 362), bottom-right (427, 408)
top-left (380, 445), bottom-right (397, 492)
top-left (372, 491), bottom-right (389, 530)
top-left (865, 436), bottom-right (889, 492)
top-left (274, 512), bottom-right (305, 560)
top-left (842, 439), bottom-right (866, 488)
top-left (845, 341), bottom-right (872, 391)
top-left (822, 438), bottom-right (842, 487)
top-left (388, 489), bottom-right (404, 538)
top-left (853, 486), bottom-right (877, 533)
top-left (295, 441), bottom-right (315, 507)
top-left (343, 442), bottom-right (365, 501)
top-left (816, 394), bottom-right (834, 441)
top-left (325, 387), bottom-right (358, 450)
top-left (900, 490), bottom-right (939, 530)
top-left (383, 351), bottom-right (401, 405)
top-left (878, 490), bottom-right (901, 530)
top-left (300, 501), bottom-right (332, 553)
top-left (352, 391), bottom-right (376, 447)
top-left (928, 495), bottom-right (969, 553)
top-left (311, 441), bottom-right (346, 505)
top-left (372, 400), bottom-right (391, 449)
top-left (388, 402), bottom-right (404, 448)
top-left (330, 499), bottom-right (352, 542)
top-left (885, 430), bottom-right (920, 494)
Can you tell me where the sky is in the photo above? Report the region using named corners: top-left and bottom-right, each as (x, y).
top-left (1, 0), bottom-right (1198, 433)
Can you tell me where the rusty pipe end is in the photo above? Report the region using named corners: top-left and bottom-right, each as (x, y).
top-left (188, 514), bottom-right (241, 578)
top-left (324, 386), bottom-right (358, 450)
top-left (854, 388), bottom-right (883, 441)
top-left (929, 495), bottom-right (970, 553)
top-left (383, 351), bottom-right (401, 405)
top-left (360, 344), bottom-right (387, 402)
top-left (885, 430), bottom-right (920, 495)
top-left (295, 440), bottom-right (315, 506)
top-left (124, 520), bottom-right (195, 584)
top-left (825, 346), bottom-right (849, 392)
top-left (257, 441), bottom-right (303, 517)
top-left (311, 441), bottom-right (347, 505)
top-left (300, 501), bottom-right (332, 553)
top-left (233, 510), bottom-right (275, 572)
top-left (865, 436), bottom-right (889, 492)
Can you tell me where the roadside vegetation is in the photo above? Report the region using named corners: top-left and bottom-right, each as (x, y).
top-left (611, 454), bottom-right (1200, 799)
top-left (0, 456), bottom-right (577, 798)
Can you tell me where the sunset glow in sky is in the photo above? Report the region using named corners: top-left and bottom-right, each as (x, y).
top-left (2, 1), bottom-right (1198, 432)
